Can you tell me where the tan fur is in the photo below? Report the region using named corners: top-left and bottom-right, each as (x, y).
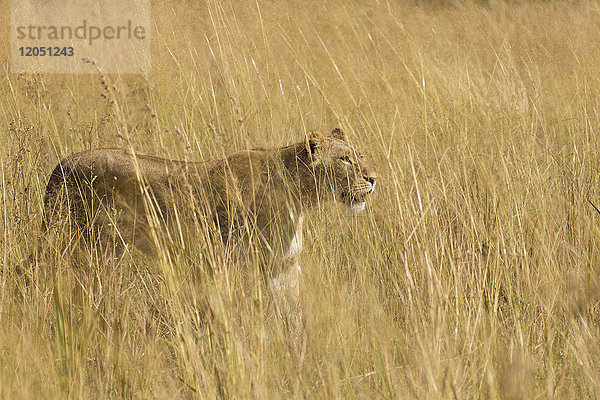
top-left (42, 128), bottom-right (377, 329)
top-left (43, 128), bottom-right (376, 261)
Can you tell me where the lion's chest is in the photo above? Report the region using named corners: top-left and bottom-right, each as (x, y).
top-left (284, 213), bottom-right (304, 260)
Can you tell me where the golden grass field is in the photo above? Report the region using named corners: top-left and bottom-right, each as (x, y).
top-left (2, 0), bottom-right (600, 398)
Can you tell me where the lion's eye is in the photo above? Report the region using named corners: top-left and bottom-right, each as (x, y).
top-left (340, 155), bottom-right (352, 164)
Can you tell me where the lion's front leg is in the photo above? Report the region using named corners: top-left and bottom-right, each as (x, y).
top-left (263, 210), bottom-right (304, 347)
top-left (270, 259), bottom-right (303, 343)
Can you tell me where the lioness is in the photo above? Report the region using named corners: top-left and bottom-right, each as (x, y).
top-left (43, 128), bottom-right (376, 327)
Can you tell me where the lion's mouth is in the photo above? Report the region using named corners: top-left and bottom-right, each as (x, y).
top-left (338, 190), bottom-right (368, 214)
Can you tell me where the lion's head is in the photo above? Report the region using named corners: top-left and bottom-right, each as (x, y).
top-left (304, 128), bottom-right (377, 214)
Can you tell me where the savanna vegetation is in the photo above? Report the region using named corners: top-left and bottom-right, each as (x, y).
top-left (1, 0), bottom-right (600, 398)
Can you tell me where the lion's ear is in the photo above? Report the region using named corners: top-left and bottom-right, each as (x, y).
top-left (305, 130), bottom-right (325, 155)
top-left (331, 128), bottom-right (348, 142)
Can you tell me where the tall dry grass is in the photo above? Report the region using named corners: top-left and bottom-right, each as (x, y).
top-left (2, 0), bottom-right (600, 398)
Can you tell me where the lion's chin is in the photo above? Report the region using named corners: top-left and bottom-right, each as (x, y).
top-left (348, 202), bottom-right (366, 215)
